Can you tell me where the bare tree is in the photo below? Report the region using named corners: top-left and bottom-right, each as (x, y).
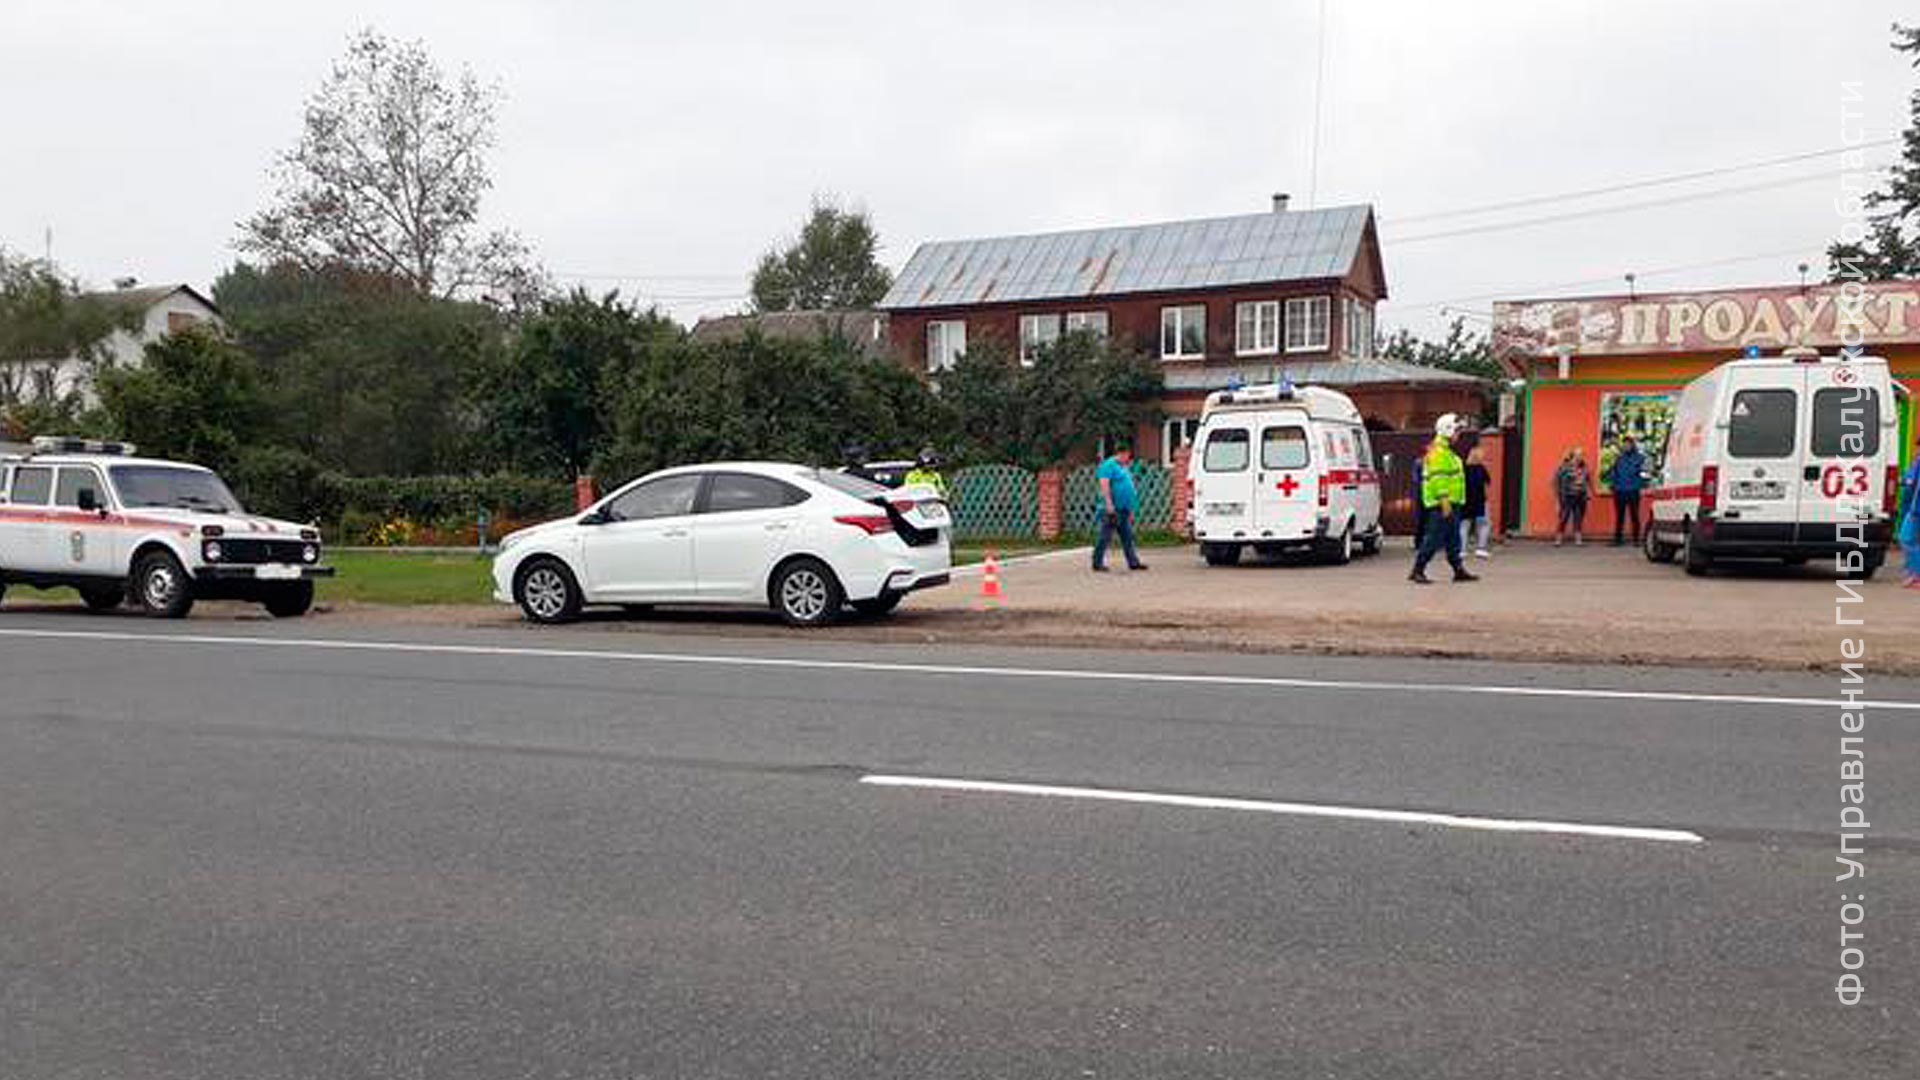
top-left (238, 29), bottom-right (534, 299)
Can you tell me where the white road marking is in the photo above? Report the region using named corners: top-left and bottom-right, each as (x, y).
top-left (0, 626), bottom-right (1914, 712)
top-left (950, 546), bottom-right (1091, 575)
top-left (860, 774), bottom-right (1708, 844)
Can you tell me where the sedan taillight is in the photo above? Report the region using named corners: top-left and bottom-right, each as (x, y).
top-left (834, 514), bottom-right (894, 535)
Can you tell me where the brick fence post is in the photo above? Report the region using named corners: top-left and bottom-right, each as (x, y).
top-left (1036, 467), bottom-right (1063, 541)
top-left (574, 475), bottom-right (597, 512)
top-left (1170, 446), bottom-right (1194, 538)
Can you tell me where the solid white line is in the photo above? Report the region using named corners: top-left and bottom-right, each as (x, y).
top-left (950, 546), bottom-right (1090, 575)
top-left (860, 774), bottom-right (1707, 844)
top-left (0, 626), bottom-right (1912, 712)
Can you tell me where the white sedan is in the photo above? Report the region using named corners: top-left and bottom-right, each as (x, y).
top-left (492, 463), bottom-right (952, 626)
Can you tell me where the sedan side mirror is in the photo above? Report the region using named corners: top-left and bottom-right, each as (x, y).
top-left (579, 507), bottom-right (610, 525)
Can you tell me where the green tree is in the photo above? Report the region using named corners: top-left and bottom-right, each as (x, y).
top-left (750, 197), bottom-right (894, 312)
top-left (1379, 316), bottom-right (1501, 382)
top-left (213, 260), bottom-right (505, 476)
top-left (474, 290), bottom-right (679, 478)
top-left (93, 326), bottom-right (267, 471)
top-left (0, 251), bottom-right (136, 427)
top-left (237, 29), bottom-right (535, 300)
top-left (941, 330), bottom-right (1162, 470)
top-left (1828, 23), bottom-right (1920, 279)
top-left (601, 332), bottom-right (950, 480)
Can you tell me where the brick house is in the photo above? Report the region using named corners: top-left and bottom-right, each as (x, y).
top-left (877, 198), bottom-right (1482, 464)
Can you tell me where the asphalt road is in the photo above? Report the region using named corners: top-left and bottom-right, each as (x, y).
top-left (2, 612), bottom-right (1917, 1078)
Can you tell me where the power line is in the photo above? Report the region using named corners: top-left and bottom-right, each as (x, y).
top-left (1387, 166), bottom-right (1885, 245)
top-left (1387, 138), bottom-right (1896, 225)
top-left (1386, 242), bottom-right (1832, 316)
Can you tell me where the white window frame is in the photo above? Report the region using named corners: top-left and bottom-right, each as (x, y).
top-left (926, 319), bottom-right (966, 372)
top-left (1065, 310), bottom-right (1109, 337)
top-left (1161, 417), bottom-right (1201, 466)
top-left (1019, 313), bottom-right (1062, 365)
top-left (1285, 296), bottom-right (1330, 353)
top-left (1160, 304), bottom-right (1207, 360)
top-left (1235, 300), bottom-right (1280, 356)
top-left (1341, 298), bottom-right (1376, 360)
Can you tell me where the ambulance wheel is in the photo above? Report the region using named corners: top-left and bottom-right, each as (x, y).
top-left (1643, 526), bottom-right (1677, 564)
top-left (262, 582), bottom-right (314, 618)
top-left (1845, 551), bottom-right (1883, 582)
top-left (1682, 525), bottom-right (1712, 577)
top-left (1359, 527), bottom-right (1382, 556)
top-left (1324, 523), bottom-right (1354, 565)
top-left (1202, 542), bottom-right (1242, 567)
top-left (80, 586), bottom-right (125, 611)
top-left (134, 550), bottom-right (195, 619)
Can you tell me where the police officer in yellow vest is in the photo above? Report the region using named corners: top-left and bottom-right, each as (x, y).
top-left (1409, 414), bottom-right (1480, 585)
top-left (903, 446), bottom-right (947, 498)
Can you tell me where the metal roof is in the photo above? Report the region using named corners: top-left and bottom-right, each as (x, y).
top-left (1162, 357), bottom-right (1485, 392)
top-left (880, 205), bottom-right (1376, 311)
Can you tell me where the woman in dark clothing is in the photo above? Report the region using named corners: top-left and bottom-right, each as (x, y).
top-left (1459, 444), bottom-right (1492, 559)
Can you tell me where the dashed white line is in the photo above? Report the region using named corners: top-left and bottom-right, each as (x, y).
top-left (0, 626), bottom-right (1913, 712)
top-left (859, 774), bottom-right (1708, 844)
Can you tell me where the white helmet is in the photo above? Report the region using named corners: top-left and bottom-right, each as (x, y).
top-left (1434, 413), bottom-right (1464, 440)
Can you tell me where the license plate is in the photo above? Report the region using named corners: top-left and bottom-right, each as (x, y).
top-left (1204, 502), bottom-right (1245, 516)
top-left (254, 564), bottom-right (301, 580)
top-left (1730, 481), bottom-right (1785, 500)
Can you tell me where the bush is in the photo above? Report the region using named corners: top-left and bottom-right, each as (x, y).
top-left (226, 446), bottom-right (573, 542)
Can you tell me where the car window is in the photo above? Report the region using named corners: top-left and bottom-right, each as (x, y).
top-left (0, 465), bottom-right (10, 503)
top-left (810, 469), bottom-right (891, 499)
top-left (1811, 387), bottom-right (1880, 458)
top-left (605, 474), bottom-right (702, 521)
top-left (109, 466), bottom-right (242, 512)
top-left (1354, 429), bottom-right (1375, 468)
top-left (10, 466), bottom-right (53, 506)
top-left (704, 473), bottom-right (807, 513)
top-left (54, 466), bottom-right (105, 508)
top-left (1203, 428), bottom-right (1250, 472)
top-left (1263, 427), bottom-right (1310, 469)
top-left (1727, 389), bottom-right (1797, 458)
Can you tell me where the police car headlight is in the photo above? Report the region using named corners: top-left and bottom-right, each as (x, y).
top-left (202, 540), bottom-right (223, 562)
top-left (302, 544), bottom-right (319, 563)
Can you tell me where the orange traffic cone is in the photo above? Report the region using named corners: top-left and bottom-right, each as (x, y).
top-left (980, 550), bottom-right (1003, 602)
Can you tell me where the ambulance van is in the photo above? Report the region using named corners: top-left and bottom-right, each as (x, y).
top-left (1645, 349), bottom-right (1907, 578)
top-left (1187, 382), bottom-right (1384, 566)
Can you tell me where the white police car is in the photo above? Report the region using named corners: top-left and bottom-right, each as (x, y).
top-left (0, 437), bottom-right (332, 618)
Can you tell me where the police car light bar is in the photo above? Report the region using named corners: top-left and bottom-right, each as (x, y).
top-left (30, 436), bottom-right (137, 456)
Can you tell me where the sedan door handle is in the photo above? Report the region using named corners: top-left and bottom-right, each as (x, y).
top-left (764, 522), bottom-right (790, 531)
top-left (661, 528), bottom-right (690, 538)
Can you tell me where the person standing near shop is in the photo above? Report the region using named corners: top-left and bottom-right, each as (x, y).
top-left (1459, 443), bottom-right (1492, 560)
top-left (1092, 442), bottom-right (1147, 573)
top-left (1608, 436), bottom-right (1647, 547)
top-left (1554, 447), bottom-right (1593, 546)
top-left (1900, 454), bottom-right (1920, 589)
top-left (1409, 415), bottom-right (1478, 584)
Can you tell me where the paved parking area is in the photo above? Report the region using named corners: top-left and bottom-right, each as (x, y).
top-left (911, 538), bottom-right (1920, 673)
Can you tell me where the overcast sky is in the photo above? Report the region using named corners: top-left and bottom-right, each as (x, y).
top-left (2, 0), bottom-right (1913, 338)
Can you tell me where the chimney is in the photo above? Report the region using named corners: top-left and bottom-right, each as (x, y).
top-left (1271, 193), bottom-right (1290, 213)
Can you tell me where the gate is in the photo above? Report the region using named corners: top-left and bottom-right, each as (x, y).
top-left (1372, 431), bottom-right (1431, 535)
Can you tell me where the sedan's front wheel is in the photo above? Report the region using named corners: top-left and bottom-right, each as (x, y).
top-left (771, 558), bottom-right (843, 627)
top-left (516, 558), bottom-right (583, 624)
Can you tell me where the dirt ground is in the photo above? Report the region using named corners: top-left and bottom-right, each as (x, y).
top-left (295, 538), bottom-right (1920, 675)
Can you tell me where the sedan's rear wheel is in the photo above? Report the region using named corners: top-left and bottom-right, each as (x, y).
top-left (516, 558), bottom-right (583, 624)
top-left (772, 558), bottom-right (843, 627)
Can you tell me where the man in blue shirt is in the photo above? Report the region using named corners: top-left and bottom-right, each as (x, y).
top-left (1608, 436), bottom-right (1648, 547)
top-left (1092, 442), bottom-right (1148, 572)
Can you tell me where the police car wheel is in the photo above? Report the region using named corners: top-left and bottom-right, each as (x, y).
top-left (771, 558), bottom-right (843, 627)
top-left (516, 558), bottom-right (582, 624)
top-left (262, 582), bottom-right (314, 618)
top-left (134, 550), bottom-right (195, 619)
top-left (80, 586), bottom-right (124, 612)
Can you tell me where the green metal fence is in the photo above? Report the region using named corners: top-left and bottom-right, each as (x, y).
top-left (948, 464), bottom-right (1039, 540)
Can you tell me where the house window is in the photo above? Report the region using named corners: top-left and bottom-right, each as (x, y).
top-left (1342, 298), bottom-right (1375, 359)
top-left (1234, 300), bottom-right (1280, 356)
top-left (1161, 417), bottom-right (1201, 466)
top-left (1065, 310), bottom-right (1109, 337)
top-left (1160, 304), bottom-right (1206, 359)
top-left (166, 311), bottom-right (201, 334)
top-left (1285, 296), bottom-right (1330, 352)
top-left (1019, 313), bottom-right (1062, 364)
top-left (926, 320), bottom-right (966, 372)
